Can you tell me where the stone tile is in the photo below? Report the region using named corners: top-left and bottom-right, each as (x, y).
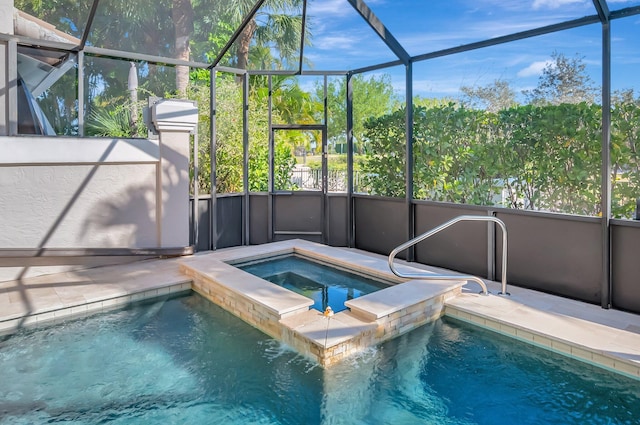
top-left (280, 309), bottom-right (323, 329)
top-left (498, 323), bottom-right (517, 336)
top-left (570, 345), bottom-right (593, 361)
top-left (0, 318), bottom-right (21, 335)
top-left (532, 334), bottom-right (552, 348)
top-left (613, 360), bottom-right (640, 378)
top-left (184, 263), bottom-right (314, 316)
top-left (444, 285), bottom-right (640, 380)
top-left (514, 328), bottom-right (534, 342)
top-left (550, 339), bottom-right (572, 355)
top-left (54, 285), bottom-right (90, 306)
top-left (2, 241), bottom-right (640, 375)
top-left (293, 311), bottom-right (377, 348)
top-left (591, 352), bottom-right (616, 369)
top-left (345, 279), bottom-right (462, 320)
top-left (35, 310), bottom-right (56, 324)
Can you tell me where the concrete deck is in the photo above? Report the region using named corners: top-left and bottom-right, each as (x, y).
top-left (1, 242), bottom-right (639, 379)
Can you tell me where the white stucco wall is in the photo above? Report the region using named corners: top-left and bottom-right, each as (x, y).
top-left (0, 136), bottom-right (162, 247)
top-left (0, 163), bottom-right (158, 248)
top-left (0, 135), bottom-right (191, 281)
top-left (0, 2), bottom-right (13, 35)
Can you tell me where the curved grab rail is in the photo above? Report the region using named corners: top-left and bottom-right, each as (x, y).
top-left (388, 215), bottom-right (508, 296)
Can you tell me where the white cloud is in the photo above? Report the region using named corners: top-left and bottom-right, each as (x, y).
top-left (517, 60), bottom-right (553, 77)
top-left (314, 34), bottom-right (360, 51)
top-left (307, 0), bottom-right (354, 18)
top-left (532, 0), bottom-right (588, 10)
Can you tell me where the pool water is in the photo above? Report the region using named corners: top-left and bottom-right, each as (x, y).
top-left (1, 294), bottom-right (639, 424)
top-left (237, 255), bottom-right (389, 312)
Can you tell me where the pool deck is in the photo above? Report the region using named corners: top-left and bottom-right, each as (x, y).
top-left (1, 241), bottom-right (639, 379)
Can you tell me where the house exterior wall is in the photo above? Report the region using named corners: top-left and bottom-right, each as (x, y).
top-left (0, 133), bottom-right (191, 281)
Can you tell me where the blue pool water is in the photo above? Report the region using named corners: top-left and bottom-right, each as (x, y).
top-left (237, 255), bottom-right (389, 312)
top-left (1, 294), bottom-right (639, 424)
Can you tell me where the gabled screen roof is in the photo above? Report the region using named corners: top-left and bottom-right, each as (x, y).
top-left (5, 0), bottom-right (640, 73)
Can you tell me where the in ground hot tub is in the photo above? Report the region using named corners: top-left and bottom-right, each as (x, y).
top-left (179, 240), bottom-right (465, 366)
top-left (237, 254), bottom-right (391, 313)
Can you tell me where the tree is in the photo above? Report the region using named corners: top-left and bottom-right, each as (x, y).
top-left (611, 89), bottom-right (640, 218)
top-left (461, 79), bottom-right (517, 112)
top-left (496, 103), bottom-right (601, 214)
top-left (193, 0), bottom-right (305, 72)
top-left (360, 108), bottom-right (406, 198)
top-left (316, 74), bottom-right (398, 154)
top-left (524, 51), bottom-right (597, 105)
top-left (172, 0), bottom-right (195, 96)
top-left (413, 103), bottom-right (500, 204)
top-left (189, 74), bottom-right (297, 194)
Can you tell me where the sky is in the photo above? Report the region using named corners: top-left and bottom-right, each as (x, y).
top-left (301, 0), bottom-right (640, 101)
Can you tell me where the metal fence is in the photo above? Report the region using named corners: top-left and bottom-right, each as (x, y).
top-left (290, 168), bottom-right (369, 192)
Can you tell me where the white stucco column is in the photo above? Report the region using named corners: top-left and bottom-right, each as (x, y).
top-left (0, 1), bottom-right (13, 35)
top-left (151, 99), bottom-right (198, 247)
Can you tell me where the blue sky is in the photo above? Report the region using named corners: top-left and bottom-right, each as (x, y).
top-left (302, 0), bottom-right (640, 101)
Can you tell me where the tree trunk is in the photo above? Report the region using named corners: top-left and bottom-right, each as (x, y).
top-left (236, 19), bottom-right (257, 70)
top-left (172, 0), bottom-right (194, 97)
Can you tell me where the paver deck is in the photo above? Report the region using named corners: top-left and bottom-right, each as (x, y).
top-left (1, 241), bottom-right (639, 379)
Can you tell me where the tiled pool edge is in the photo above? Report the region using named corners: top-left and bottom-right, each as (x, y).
top-left (444, 302), bottom-right (640, 381)
top-left (179, 240), bottom-right (465, 367)
top-left (0, 282), bottom-right (192, 337)
top-left (2, 241), bottom-right (639, 380)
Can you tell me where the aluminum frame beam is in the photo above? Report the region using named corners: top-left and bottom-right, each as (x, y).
top-left (593, 0), bottom-right (611, 22)
top-left (30, 54), bottom-right (77, 97)
top-left (211, 0), bottom-right (267, 69)
top-left (412, 15), bottom-right (600, 63)
top-left (80, 0), bottom-right (101, 50)
top-left (84, 46), bottom-right (209, 69)
top-left (248, 69), bottom-right (348, 76)
top-left (347, 0), bottom-right (410, 65)
top-left (351, 59), bottom-right (403, 76)
top-left (5, 4), bottom-right (640, 77)
top-left (298, 0), bottom-right (308, 73)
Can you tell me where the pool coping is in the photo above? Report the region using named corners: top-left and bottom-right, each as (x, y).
top-left (445, 290), bottom-right (640, 380)
top-left (1, 241), bottom-right (639, 379)
top-left (179, 240), bottom-right (466, 366)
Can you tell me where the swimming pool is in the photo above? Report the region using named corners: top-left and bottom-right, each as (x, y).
top-left (1, 294), bottom-right (638, 424)
top-left (237, 254), bottom-right (390, 313)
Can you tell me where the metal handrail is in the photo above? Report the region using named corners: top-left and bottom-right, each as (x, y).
top-left (388, 215), bottom-right (509, 296)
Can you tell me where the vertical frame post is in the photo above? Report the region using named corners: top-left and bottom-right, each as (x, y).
top-left (210, 68), bottom-right (218, 250)
top-left (192, 114), bottom-right (199, 250)
top-left (77, 51), bottom-right (85, 136)
top-left (268, 75), bottom-right (274, 242)
top-left (7, 39), bottom-right (17, 135)
top-left (346, 72), bottom-right (355, 247)
top-left (242, 72), bottom-right (250, 245)
top-left (322, 74), bottom-right (329, 245)
top-left (600, 21), bottom-right (612, 308)
top-left (487, 210), bottom-right (496, 281)
top-left (405, 62), bottom-right (414, 261)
